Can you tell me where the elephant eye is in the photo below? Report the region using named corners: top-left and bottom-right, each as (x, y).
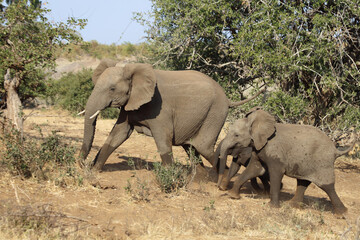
top-left (110, 87), bottom-right (115, 91)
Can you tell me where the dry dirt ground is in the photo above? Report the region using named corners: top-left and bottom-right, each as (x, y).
top-left (0, 108), bottom-right (360, 240)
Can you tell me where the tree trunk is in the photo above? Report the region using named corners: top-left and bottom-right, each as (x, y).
top-left (4, 69), bottom-right (23, 133)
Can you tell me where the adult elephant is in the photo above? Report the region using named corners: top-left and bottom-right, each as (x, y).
top-left (80, 59), bottom-right (263, 171)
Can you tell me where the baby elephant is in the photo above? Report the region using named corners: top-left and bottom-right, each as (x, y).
top-left (217, 108), bottom-right (356, 214)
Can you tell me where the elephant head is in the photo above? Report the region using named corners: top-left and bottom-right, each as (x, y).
top-left (80, 60), bottom-right (157, 160)
top-left (216, 109), bottom-right (276, 185)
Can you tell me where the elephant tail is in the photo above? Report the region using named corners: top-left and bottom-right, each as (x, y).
top-left (229, 88), bottom-right (265, 107)
top-left (335, 137), bottom-right (358, 158)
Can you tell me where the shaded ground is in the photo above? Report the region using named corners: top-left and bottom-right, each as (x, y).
top-left (0, 108), bottom-right (359, 239)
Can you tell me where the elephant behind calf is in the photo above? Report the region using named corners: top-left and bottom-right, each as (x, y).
top-left (217, 108), bottom-right (356, 214)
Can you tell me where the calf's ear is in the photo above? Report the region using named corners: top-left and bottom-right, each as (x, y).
top-left (247, 109), bottom-right (276, 150)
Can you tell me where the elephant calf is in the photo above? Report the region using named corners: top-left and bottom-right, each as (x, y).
top-left (217, 108), bottom-right (356, 214)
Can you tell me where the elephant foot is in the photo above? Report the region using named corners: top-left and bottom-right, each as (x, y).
top-left (254, 188), bottom-right (270, 196)
top-left (218, 178), bottom-right (230, 191)
top-left (333, 206), bottom-right (348, 216)
top-left (77, 159), bottom-right (85, 168)
top-left (269, 200), bottom-right (281, 208)
top-left (92, 162), bottom-right (104, 172)
top-left (227, 189), bottom-right (241, 199)
top-left (160, 153), bottom-right (173, 165)
top-left (289, 199), bottom-right (305, 209)
top-left (218, 183), bottom-right (228, 191)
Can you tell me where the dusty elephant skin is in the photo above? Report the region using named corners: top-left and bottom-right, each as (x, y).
top-left (80, 59), bottom-right (263, 171)
top-left (217, 108), bottom-right (356, 215)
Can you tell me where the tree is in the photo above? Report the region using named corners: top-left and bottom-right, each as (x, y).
top-left (0, 0), bottom-right (87, 132)
top-left (137, 0), bottom-right (360, 129)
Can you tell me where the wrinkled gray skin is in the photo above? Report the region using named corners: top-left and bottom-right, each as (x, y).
top-left (215, 141), bottom-right (271, 194)
top-left (217, 108), bottom-right (355, 214)
top-left (80, 59), bottom-right (262, 171)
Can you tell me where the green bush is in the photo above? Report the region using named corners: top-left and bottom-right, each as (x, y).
top-left (263, 91), bottom-right (310, 124)
top-left (137, 0), bottom-right (360, 131)
top-left (46, 69), bottom-right (93, 114)
top-left (230, 89), bottom-right (310, 124)
top-left (331, 105), bottom-right (360, 131)
top-left (46, 69), bottom-right (120, 119)
top-left (152, 147), bottom-right (202, 193)
top-left (152, 161), bottom-right (188, 193)
top-left (0, 128), bottom-right (81, 186)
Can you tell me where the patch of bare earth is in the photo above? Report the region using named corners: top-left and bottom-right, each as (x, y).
top-left (0, 108), bottom-right (359, 239)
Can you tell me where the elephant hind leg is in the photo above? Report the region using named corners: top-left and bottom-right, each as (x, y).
top-left (318, 183), bottom-right (347, 215)
top-left (189, 99), bottom-right (228, 167)
top-left (182, 144), bottom-right (204, 166)
top-left (289, 179), bottom-right (311, 208)
top-left (152, 127), bottom-right (174, 165)
top-left (268, 168), bottom-right (285, 208)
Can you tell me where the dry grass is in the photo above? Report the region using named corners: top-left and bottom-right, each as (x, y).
top-left (0, 108), bottom-right (359, 239)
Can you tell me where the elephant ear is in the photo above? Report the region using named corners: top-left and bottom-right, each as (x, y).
top-left (92, 59), bottom-right (118, 85)
top-left (247, 109), bottom-right (276, 151)
top-left (123, 63), bottom-right (156, 111)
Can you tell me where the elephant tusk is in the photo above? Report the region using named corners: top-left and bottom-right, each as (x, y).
top-left (77, 110), bottom-right (86, 115)
top-left (89, 110), bottom-right (100, 119)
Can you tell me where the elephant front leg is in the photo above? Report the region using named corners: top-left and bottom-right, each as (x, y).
top-left (92, 118), bottom-right (133, 171)
top-left (218, 157), bottom-right (240, 191)
top-left (228, 153), bottom-right (265, 199)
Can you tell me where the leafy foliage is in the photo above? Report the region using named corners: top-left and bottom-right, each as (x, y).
top-left (137, 0), bottom-right (360, 129)
top-left (46, 69), bottom-right (93, 114)
top-left (236, 89), bottom-right (311, 124)
top-left (46, 69), bottom-right (119, 119)
top-left (152, 146), bottom-right (202, 193)
top-left (0, 127), bottom-right (80, 186)
top-left (0, 0), bottom-right (87, 107)
top-left (152, 161), bottom-right (188, 193)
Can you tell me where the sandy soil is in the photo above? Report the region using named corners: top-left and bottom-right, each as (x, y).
top-left (0, 108), bottom-right (359, 239)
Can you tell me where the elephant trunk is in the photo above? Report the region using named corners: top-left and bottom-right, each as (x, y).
top-left (79, 90), bottom-right (110, 164)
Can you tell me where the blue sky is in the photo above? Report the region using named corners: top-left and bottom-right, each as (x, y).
top-left (45, 0), bottom-right (152, 45)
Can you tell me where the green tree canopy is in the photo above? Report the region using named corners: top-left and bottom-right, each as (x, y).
top-left (0, 0), bottom-right (86, 130)
top-left (137, 0), bottom-right (360, 129)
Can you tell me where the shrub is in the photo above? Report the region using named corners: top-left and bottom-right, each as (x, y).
top-left (230, 89), bottom-right (310, 124)
top-left (263, 91), bottom-right (310, 124)
top-left (152, 161), bottom-right (188, 193)
top-left (152, 147), bottom-right (202, 193)
top-left (46, 69), bottom-right (93, 113)
top-left (0, 127), bottom-right (81, 186)
top-left (46, 69), bottom-right (120, 119)
top-left (124, 177), bottom-right (150, 202)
